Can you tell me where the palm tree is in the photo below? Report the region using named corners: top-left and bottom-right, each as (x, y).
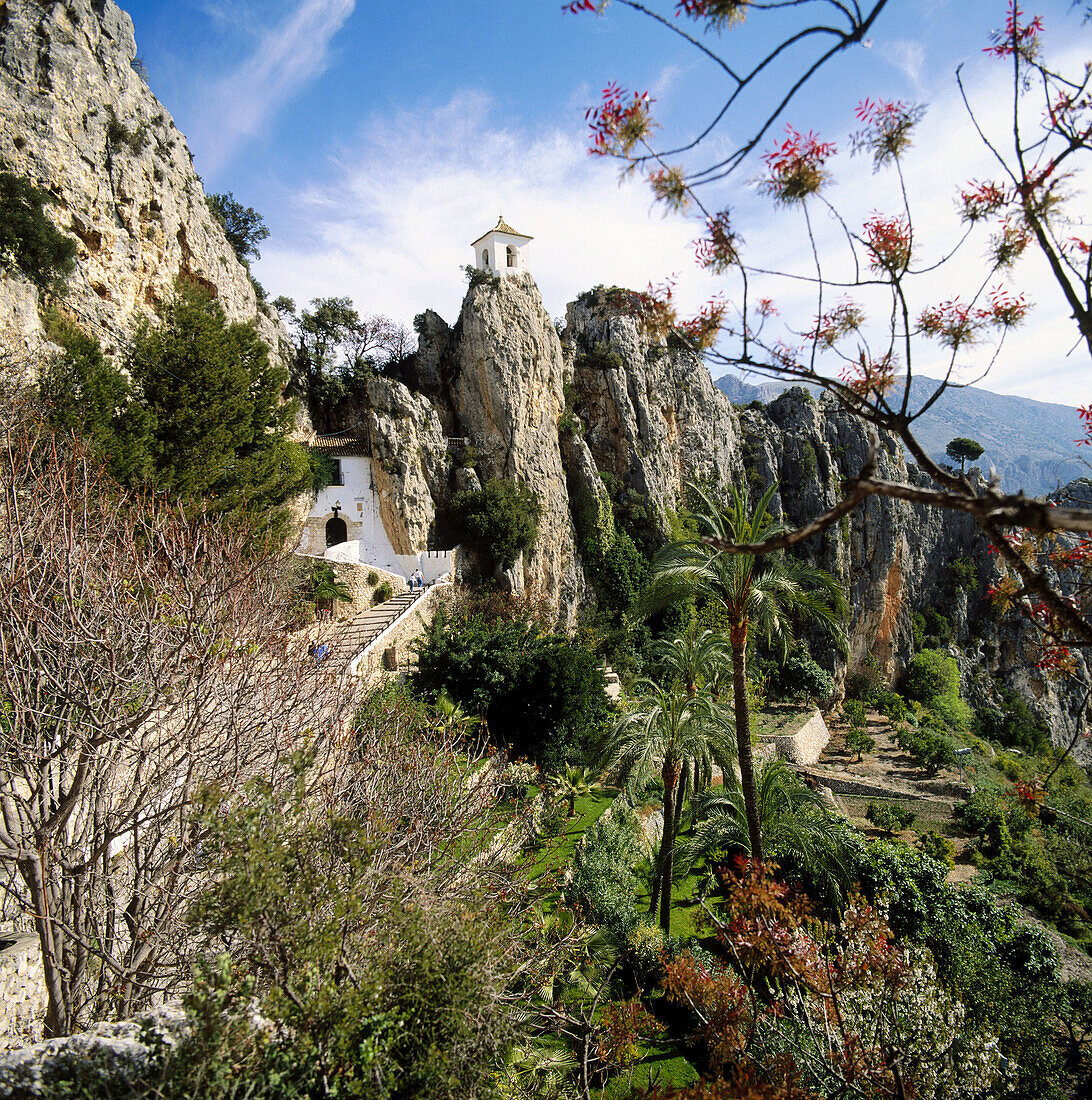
top-left (639, 481), bottom-right (847, 865)
top-left (548, 764), bottom-right (605, 817)
top-left (649, 628), bottom-right (731, 698)
top-left (600, 679), bottom-right (735, 935)
top-left (676, 760), bottom-right (852, 907)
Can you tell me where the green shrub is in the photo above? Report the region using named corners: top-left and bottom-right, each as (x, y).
top-left (372, 580), bottom-right (393, 605)
top-left (895, 723), bottom-right (957, 774)
top-left (870, 688), bottom-right (910, 722)
top-left (844, 726), bottom-right (875, 762)
top-left (452, 477), bottom-right (541, 572)
top-left (916, 829), bottom-right (956, 868)
top-left (574, 340), bottom-right (624, 372)
top-left (922, 607), bottom-right (953, 644)
top-left (843, 700), bottom-right (866, 728)
top-left (410, 596), bottom-right (612, 769)
top-left (866, 800), bottom-right (917, 834)
top-left (902, 648), bottom-right (959, 704)
top-left (308, 450), bottom-right (339, 492)
top-left (949, 556), bottom-right (978, 592)
top-left (173, 759), bottom-right (517, 1100)
top-left (309, 561), bottom-right (352, 604)
top-left (581, 527), bottom-right (648, 615)
top-left (366, 570), bottom-right (380, 586)
top-left (569, 806), bottom-right (642, 937)
top-left (956, 787), bottom-right (1021, 861)
top-left (0, 168), bottom-right (77, 295)
top-left (770, 649), bottom-right (834, 701)
top-left (38, 312), bottom-right (153, 485)
top-left (927, 692), bottom-right (975, 735)
top-left (977, 690), bottom-right (1050, 753)
top-left (464, 264), bottom-right (500, 289)
top-left (105, 106), bottom-right (149, 153)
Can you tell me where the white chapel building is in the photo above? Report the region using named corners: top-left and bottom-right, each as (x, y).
top-left (296, 216), bottom-right (535, 584)
top-left (471, 215), bottom-right (532, 276)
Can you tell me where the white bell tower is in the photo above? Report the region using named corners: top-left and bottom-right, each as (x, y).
top-left (470, 215), bottom-right (533, 276)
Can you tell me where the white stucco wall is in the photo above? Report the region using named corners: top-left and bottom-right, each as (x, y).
top-left (298, 458), bottom-right (455, 583)
top-left (298, 456), bottom-right (405, 574)
top-left (477, 231), bottom-right (529, 276)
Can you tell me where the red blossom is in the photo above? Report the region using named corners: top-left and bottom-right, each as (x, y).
top-left (757, 298), bottom-right (778, 318)
top-left (761, 126), bottom-right (836, 204)
top-left (694, 210), bottom-right (741, 272)
top-left (1078, 405), bottom-right (1092, 446)
top-left (984, 2), bottom-right (1044, 59)
top-left (851, 98), bottom-right (924, 167)
top-left (840, 351), bottom-right (896, 397)
top-left (676, 295), bottom-right (729, 349)
top-left (807, 299), bottom-right (865, 348)
top-left (959, 180), bottom-right (1009, 223)
top-left (919, 298), bottom-right (977, 349)
top-left (862, 212), bottom-right (911, 273)
top-left (989, 216), bottom-right (1032, 268)
top-left (981, 286), bottom-right (1030, 327)
top-left (562, 0), bottom-right (598, 13)
top-left (585, 83), bottom-right (654, 157)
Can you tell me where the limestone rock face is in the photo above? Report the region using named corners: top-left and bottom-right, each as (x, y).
top-left (0, 0), bottom-right (283, 359)
top-left (364, 375), bottom-right (447, 554)
top-left (566, 295), bottom-right (744, 518)
top-left (438, 273), bottom-right (586, 623)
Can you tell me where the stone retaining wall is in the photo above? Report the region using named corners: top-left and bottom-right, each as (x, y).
top-left (761, 709), bottom-right (831, 766)
top-left (0, 934), bottom-right (45, 1047)
top-left (352, 584), bottom-right (454, 680)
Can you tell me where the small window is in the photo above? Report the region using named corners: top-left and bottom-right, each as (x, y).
top-left (506, 244), bottom-right (517, 268)
top-left (482, 249), bottom-right (489, 268)
top-left (330, 458), bottom-right (343, 487)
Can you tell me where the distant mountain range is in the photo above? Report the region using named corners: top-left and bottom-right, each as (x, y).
top-left (714, 372), bottom-right (1088, 496)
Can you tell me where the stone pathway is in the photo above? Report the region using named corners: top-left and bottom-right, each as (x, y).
top-left (329, 589), bottom-right (422, 668)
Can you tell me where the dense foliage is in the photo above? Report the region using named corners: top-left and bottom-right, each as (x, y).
top-left (0, 168), bottom-right (77, 295)
top-left (39, 283), bottom-right (311, 535)
top-left (452, 477), bottom-right (542, 573)
top-left (206, 191), bottom-right (269, 265)
top-left (411, 594), bottom-right (612, 769)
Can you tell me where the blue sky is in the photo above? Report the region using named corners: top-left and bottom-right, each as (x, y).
top-left (121, 1), bottom-right (1088, 406)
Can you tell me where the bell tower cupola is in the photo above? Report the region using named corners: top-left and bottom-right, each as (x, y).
top-left (470, 214), bottom-right (533, 276)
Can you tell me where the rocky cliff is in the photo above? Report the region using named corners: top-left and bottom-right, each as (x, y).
top-left (0, 0), bottom-right (281, 362)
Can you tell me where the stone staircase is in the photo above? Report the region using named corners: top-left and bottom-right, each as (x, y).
top-left (603, 665), bottom-right (622, 701)
top-left (330, 589), bottom-right (422, 667)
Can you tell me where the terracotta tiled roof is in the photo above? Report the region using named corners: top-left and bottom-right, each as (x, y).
top-left (470, 214), bottom-right (533, 246)
top-left (309, 433), bottom-right (369, 456)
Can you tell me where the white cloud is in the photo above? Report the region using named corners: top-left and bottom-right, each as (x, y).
top-left (257, 89), bottom-right (723, 331)
top-left (257, 45), bottom-right (1089, 409)
top-left (879, 39), bottom-right (926, 89)
top-left (190, 0), bottom-right (355, 173)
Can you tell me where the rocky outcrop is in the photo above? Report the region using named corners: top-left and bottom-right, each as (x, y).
top-left (0, 0), bottom-right (282, 361)
top-left (567, 294), bottom-right (745, 518)
top-left (364, 375), bottom-right (448, 553)
top-left (558, 297), bottom-right (1088, 749)
top-left (429, 272), bottom-right (587, 623)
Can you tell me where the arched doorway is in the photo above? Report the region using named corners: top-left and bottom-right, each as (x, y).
top-left (325, 514), bottom-right (347, 547)
top-left (506, 244), bottom-right (517, 268)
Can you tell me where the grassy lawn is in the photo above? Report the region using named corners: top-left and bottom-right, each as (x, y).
top-left (521, 788), bottom-right (619, 883)
top-left (839, 794), bottom-right (962, 836)
top-left (634, 863), bottom-right (709, 941)
top-left (596, 1047), bottom-right (700, 1097)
